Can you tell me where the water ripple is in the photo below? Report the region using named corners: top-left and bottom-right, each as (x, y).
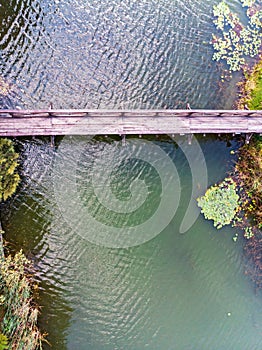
top-left (1, 136), bottom-right (262, 349)
top-left (1, 2), bottom-right (261, 349)
top-left (0, 0), bottom-right (237, 109)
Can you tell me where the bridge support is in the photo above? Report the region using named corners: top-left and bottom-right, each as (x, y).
top-left (245, 133), bottom-right (253, 144)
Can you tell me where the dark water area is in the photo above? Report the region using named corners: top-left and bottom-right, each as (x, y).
top-left (0, 0), bottom-right (244, 110)
top-left (1, 1), bottom-right (262, 349)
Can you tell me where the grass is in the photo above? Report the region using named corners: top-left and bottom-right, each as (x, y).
top-left (237, 57), bottom-right (262, 109)
top-left (236, 57), bottom-right (262, 229)
top-left (0, 232), bottom-right (43, 350)
top-left (235, 60), bottom-right (262, 288)
top-left (235, 136), bottom-right (262, 230)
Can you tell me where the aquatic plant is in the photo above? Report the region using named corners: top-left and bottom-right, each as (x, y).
top-left (0, 240), bottom-right (43, 350)
top-left (244, 226), bottom-right (254, 239)
top-left (212, 0), bottom-right (262, 71)
top-left (197, 177), bottom-right (240, 229)
top-left (198, 138), bottom-right (261, 233)
top-left (0, 138), bottom-right (20, 202)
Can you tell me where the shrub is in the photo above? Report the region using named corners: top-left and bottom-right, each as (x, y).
top-left (0, 333), bottom-right (8, 350)
top-left (0, 244), bottom-right (43, 350)
top-left (0, 138), bottom-right (20, 202)
top-left (235, 137), bottom-right (262, 228)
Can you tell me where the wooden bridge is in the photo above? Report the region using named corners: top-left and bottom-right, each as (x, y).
top-left (0, 109), bottom-right (262, 136)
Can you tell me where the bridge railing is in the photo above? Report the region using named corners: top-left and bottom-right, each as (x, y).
top-left (0, 109), bottom-right (262, 118)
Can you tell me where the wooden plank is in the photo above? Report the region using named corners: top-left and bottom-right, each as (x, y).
top-left (0, 109), bottom-right (262, 136)
top-left (247, 118), bottom-right (262, 132)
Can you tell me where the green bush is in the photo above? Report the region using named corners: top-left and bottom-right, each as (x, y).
top-left (197, 178), bottom-right (240, 229)
top-left (0, 138), bottom-right (20, 202)
top-left (0, 245), bottom-right (43, 350)
top-left (0, 333), bottom-right (8, 350)
top-left (235, 137), bottom-right (262, 228)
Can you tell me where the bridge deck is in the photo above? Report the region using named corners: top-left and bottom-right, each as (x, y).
top-left (0, 109), bottom-right (261, 136)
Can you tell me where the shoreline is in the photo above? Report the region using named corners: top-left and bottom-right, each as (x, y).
top-left (235, 57), bottom-right (262, 289)
top-left (0, 225), bottom-right (43, 349)
top-left (236, 56), bottom-right (262, 110)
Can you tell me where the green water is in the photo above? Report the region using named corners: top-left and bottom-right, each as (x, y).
top-left (2, 136), bottom-right (262, 349)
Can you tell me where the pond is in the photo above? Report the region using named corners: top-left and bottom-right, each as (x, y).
top-left (1, 0), bottom-right (262, 349)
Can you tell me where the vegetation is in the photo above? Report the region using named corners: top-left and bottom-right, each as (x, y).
top-left (198, 138), bottom-right (262, 287)
top-left (0, 237), bottom-right (43, 350)
top-left (235, 137), bottom-right (262, 230)
top-left (0, 139), bottom-right (42, 348)
top-left (212, 0), bottom-right (262, 72)
top-left (197, 137), bottom-right (262, 273)
top-left (237, 58), bottom-right (262, 109)
top-left (208, 0), bottom-right (262, 288)
top-left (0, 138), bottom-right (20, 202)
top-left (197, 178), bottom-right (240, 229)
top-left (236, 138), bottom-right (262, 290)
top-left (0, 333), bottom-right (8, 350)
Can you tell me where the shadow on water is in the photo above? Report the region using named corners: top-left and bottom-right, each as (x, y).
top-left (0, 138), bottom-right (72, 349)
top-left (0, 0), bottom-right (49, 65)
top-left (0, 0), bottom-right (45, 108)
top-left (38, 280), bottom-right (73, 350)
top-left (0, 0), bottom-right (53, 108)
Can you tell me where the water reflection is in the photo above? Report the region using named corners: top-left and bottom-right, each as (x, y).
top-left (0, 138), bottom-right (73, 348)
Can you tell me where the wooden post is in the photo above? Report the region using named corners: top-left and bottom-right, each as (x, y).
top-left (245, 133), bottom-right (252, 144)
top-left (187, 134), bottom-right (193, 145)
top-left (121, 134), bottom-right (126, 146)
top-left (49, 103), bottom-right (55, 147)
